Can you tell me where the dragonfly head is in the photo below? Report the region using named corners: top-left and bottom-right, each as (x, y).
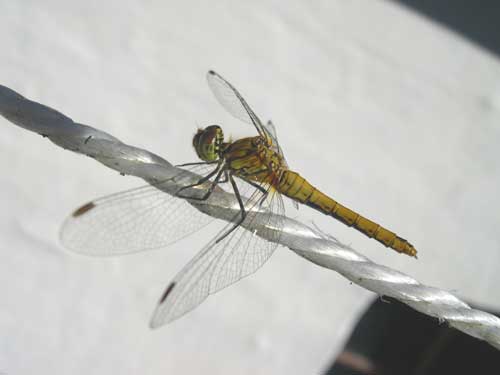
top-left (193, 125), bottom-right (225, 162)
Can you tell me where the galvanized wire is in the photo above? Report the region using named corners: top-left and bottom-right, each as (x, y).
top-left (1, 83), bottom-right (499, 349)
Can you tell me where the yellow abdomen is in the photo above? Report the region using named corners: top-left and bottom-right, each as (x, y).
top-left (278, 170), bottom-right (417, 257)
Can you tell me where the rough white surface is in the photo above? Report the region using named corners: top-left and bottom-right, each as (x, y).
top-left (1, 1), bottom-right (500, 374)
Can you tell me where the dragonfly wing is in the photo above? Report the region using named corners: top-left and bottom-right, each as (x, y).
top-left (207, 72), bottom-right (289, 159)
top-left (207, 70), bottom-right (267, 138)
top-left (60, 164), bottom-right (220, 256)
top-left (264, 119), bottom-right (285, 157)
top-left (265, 119), bottom-right (295, 194)
top-left (264, 119), bottom-right (279, 142)
top-left (150, 183), bottom-right (285, 327)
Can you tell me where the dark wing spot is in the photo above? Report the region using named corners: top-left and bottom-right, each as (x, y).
top-left (72, 202), bottom-right (96, 217)
top-left (208, 70), bottom-right (215, 76)
top-left (159, 282), bottom-right (176, 304)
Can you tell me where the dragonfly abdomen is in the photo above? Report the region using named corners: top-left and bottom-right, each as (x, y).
top-left (278, 170), bottom-right (417, 257)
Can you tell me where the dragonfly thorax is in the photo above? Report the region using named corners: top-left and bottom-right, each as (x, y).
top-left (192, 125), bottom-right (225, 162)
top-left (222, 135), bottom-right (286, 187)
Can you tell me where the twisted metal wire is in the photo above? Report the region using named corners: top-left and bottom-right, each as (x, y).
top-left (1, 83), bottom-right (499, 349)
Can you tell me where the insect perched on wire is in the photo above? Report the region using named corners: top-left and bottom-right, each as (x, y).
top-left (61, 70), bottom-right (417, 327)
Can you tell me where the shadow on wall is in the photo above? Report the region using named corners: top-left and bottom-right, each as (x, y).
top-left (392, 0), bottom-right (500, 58)
top-left (325, 297), bottom-right (500, 375)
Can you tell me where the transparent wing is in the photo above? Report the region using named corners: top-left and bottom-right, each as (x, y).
top-left (263, 120), bottom-right (297, 209)
top-left (60, 164), bottom-right (221, 256)
top-left (150, 180), bottom-right (285, 327)
top-left (206, 71), bottom-right (286, 158)
top-left (207, 70), bottom-right (267, 137)
top-left (265, 119), bottom-right (286, 159)
top-left (264, 119), bottom-right (279, 144)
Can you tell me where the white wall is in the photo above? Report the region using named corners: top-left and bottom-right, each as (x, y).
top-left (1, 1), bottom-right (500, 374)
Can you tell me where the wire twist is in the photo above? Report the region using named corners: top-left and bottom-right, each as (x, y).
top-left (1, 83), bottom-right (499, 349)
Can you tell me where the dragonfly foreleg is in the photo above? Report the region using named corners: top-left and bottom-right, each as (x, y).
top-left (176, 164), bottom-right (224, 200)
top-left (175, 161), bottom-right (218, 168)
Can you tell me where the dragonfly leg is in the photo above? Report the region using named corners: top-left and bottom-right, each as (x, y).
top-left (195, 168), bottom-right (227, 201)
top-left (215, 174), bottom-right (247, 244)
top-left (258, 192), bottom-right (269, 207)
top-left (218, 170), bottom-right (229, 184)
top-left (239, 176), bottom-right (268, 207)
top-left (175, 161), bottom-right (218, 167)
top-left (176, 164), bottom-right (223, 200)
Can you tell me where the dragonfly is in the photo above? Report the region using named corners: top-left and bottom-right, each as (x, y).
top-left (61, 70), bottom-right (417, 328)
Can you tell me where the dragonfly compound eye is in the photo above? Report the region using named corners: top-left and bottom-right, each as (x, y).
top-left (192, 125), bottom-right (224, 162)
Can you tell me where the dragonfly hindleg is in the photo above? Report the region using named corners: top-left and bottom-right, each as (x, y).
top-left (215, 174), bottom-right (247, 244)
top-left (219, 170), bottom-right (229, 184)
top-left (240, 177), bottom-right (268, 207)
